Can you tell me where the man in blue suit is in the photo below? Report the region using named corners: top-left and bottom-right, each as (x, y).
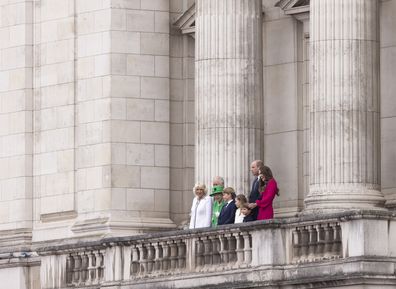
top-left (217, 187), bottom-right (237, 225)
top-left (248, 160), bottom-right (264, 220)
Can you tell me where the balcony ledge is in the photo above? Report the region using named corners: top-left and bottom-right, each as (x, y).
top-left (36, 210), bottom-right (396, 289)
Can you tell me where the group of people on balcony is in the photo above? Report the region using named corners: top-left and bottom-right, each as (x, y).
top-left (189, 160), bottom-right (279, 229)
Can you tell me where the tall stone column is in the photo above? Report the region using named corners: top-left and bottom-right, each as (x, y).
top-left (305, 0), bottom-right (385, 210)
top-left (195, 0), bottom-right (263, 193)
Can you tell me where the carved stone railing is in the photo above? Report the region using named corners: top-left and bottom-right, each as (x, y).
top-left (61, 228), bottom-right (253, 286)
top-left (128, 238), bottom-right (187, 278)
top-left (66, 249), bottom-right (105, 286)
top-left (291, 222), bottom-right (342, 263)
top-left (194, 230), bottom-right (252, 270)
top-left (37, 210), bottom-right (396, 289)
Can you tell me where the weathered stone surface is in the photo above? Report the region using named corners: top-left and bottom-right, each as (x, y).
top-left (195, 0), bottom-right (263, 194)
top-left (305, 0), bottom-right (386, 210)
top-left (34, 211), bottom-right (396, 289)
top-left (0, 0), bottom-right (396, 288)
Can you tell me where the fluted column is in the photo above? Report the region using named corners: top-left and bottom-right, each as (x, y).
top-left (305, 0), bottom-right (385, 210)
top-left (195, 0), bottom-right (263, 193)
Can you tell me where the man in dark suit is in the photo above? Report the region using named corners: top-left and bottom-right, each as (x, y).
top-left (248, 160), bottom-right (264, 220)
top-left (217, 187), bottom-right (237, 225)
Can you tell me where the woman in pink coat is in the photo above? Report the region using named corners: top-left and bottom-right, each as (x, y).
top-left (255, 166), bottom-right (279, 220)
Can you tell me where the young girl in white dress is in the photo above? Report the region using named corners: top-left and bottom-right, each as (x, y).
top-left (234, 194), bottom-right (248, 224)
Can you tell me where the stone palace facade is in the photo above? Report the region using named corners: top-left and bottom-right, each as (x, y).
top-left (0, 0), bottom-right (396, 288)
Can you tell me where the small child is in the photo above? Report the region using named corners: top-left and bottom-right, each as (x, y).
top-left (241, 204), bottom-right (255, 223)
top-left (234, 194), bottom-right (247, 224)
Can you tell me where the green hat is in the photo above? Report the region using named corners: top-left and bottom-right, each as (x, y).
top-left (210, 185), bottom-right (224, 196)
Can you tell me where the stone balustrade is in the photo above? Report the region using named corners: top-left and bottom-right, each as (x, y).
top-left (36, 210), bottom-right (396, 289)
top-left (62, 228), bottom-right (254, 287)
top-left (194, 230), bottom-right (252, 270)
top-left (66, 250), bottom-right (105, 286)
top-left (291, 222), bottom-right (342, 263)
top-left (129, 238), bottom-right (187, 277)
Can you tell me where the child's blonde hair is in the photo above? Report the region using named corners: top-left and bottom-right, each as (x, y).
top-left (235, 194), bottom-right (247, 208)
top-left (241, 203), bottom-right (252, 211)
top-left (223, 187), bottom-right (236, 199)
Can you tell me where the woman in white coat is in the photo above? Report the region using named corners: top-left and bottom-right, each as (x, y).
top-left (189, 183), bottom-right (212, 229)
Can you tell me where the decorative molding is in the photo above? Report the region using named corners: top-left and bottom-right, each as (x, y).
top-left (173, 1), bottom-right (308, 37)
top-left (0, 229), bottom-right (32, 254)
top-left (0, 254), bottom-right (40, 270)
top-left (40, 210), bottom-right (77, 223)
top-left (173, 3), bottom-right (196, 38)
top-left (276, 0), bottom-right (310, 17)
top-left (71, 216), bottom-right (177, 237)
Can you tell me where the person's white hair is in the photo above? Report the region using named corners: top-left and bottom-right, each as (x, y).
top-left (193, 183), bottom-right (207, 195)
top-left (212, 176), bottom-right (224, 186)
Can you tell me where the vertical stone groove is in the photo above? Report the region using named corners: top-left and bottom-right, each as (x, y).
top-left (306, 0), bottom-right (384, 210)
top-left (195, 0), bottom-right (263, 193)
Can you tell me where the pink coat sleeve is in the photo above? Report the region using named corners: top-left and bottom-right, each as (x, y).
top-left (255, 179), bottom-right (277, 208)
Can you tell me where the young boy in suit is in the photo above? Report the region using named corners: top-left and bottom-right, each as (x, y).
top-left (241, 204), bottom-right (255, 222)
top-left (217, 187), bottom-right (237, 225)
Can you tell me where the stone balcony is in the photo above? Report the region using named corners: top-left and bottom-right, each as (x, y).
top-left (36, 210), bottom-right (396, 289)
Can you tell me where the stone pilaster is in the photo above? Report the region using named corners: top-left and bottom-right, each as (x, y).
top-left (0, 0), bottom-right (33, 250)
top-left (195, 0), bottom-right (263, 193)
top-left (305, 0), bottom-right (385, 210)
top-left (32, 0), bottom-right (77, 242)
top-left (71, 1), bottom-right (176, 236)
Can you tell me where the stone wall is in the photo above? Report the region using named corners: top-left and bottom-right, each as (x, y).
top-left (32, 0), bottom-right (76, 241)
top-left (0, 0), bottom-right (33, 251)
top-left (262, 0), bottom-right (306, 217)
top-left (0, 0), bottom-right (196, 245)
top-left (169, 0), bottom-right (195, 226)
top-left (0, 257), bottom-right (40, 289)
top-left (0, 0), bottom-right (395, 243)
top-left (1, 0), bottom-right (396, 288)
top-left (31, 0), bottom-right (181, 242)
top-left (380, 0), bottom-right (396, 208)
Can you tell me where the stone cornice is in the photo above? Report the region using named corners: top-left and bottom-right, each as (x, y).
top-left (173, 3), bottom-right (196, 38)
top-left (0, 256), bottom-right (40, 269)
top-left (276, 0), bottom-right (310, 20)
top-left (174, 1), bottom-right (311, 39)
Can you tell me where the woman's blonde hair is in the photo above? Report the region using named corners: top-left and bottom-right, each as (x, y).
top-left (193, 183), bottom-right (207, 195)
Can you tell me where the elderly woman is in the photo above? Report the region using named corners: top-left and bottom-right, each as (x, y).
top-left (189, 183), bottom-right (213, 229)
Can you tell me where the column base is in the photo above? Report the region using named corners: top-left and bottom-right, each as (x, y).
top-left (304, 185), bottom-right (386, 212)
top-left (274, 206), bottom-right (303, 218)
